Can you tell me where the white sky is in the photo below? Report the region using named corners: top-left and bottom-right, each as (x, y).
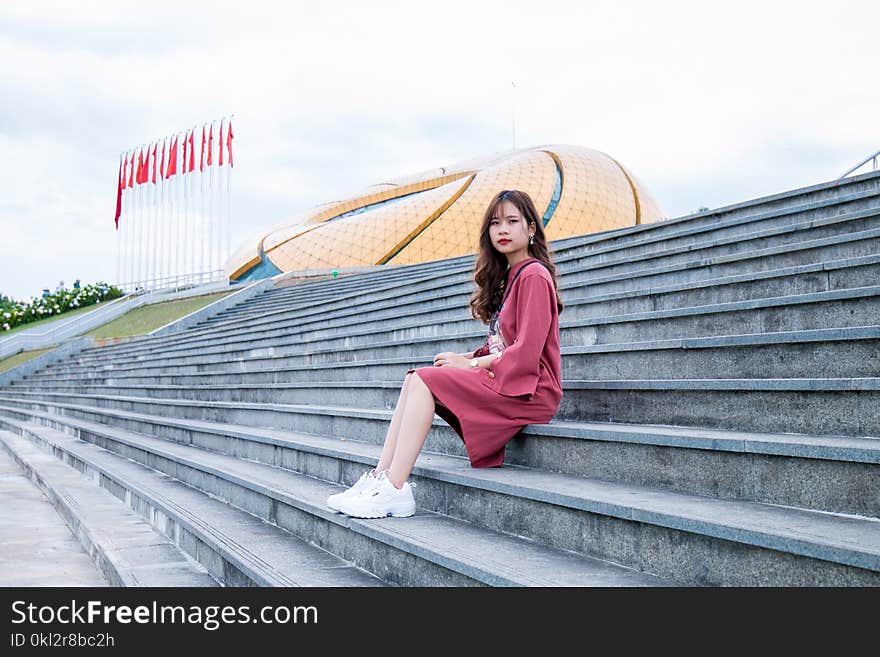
top-left (1, 0), bottom-right (878, 300)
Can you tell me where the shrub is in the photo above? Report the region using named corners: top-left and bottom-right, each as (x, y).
top-left (1, 282), bottom-right (123, 331)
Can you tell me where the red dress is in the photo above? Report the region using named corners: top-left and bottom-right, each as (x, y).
top-left (408, 257), bottom-right (563, 468)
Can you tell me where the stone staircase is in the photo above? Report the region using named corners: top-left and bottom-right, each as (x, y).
top-left (2, 171), bottom-right (879, 586)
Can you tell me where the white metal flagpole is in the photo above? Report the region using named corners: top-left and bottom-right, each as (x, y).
top-left (188, 126), bottom-right (196, 283)
top-left (116, 153), bottom-right (122, 289)
top-left (217, 116), bottom-right (228, 280)
top-left (145, 144), bottom-right (153, 290)
top-left (159, 139), bottom-right (166, 288)
top-left (137, 149), bottom-right (144, 291)
top-left (156, 142), bottom-right (163, 288)
top-left (144, 144), bottom-right (150, 289)
top-left (141, 146), bottom-right (148, 291)
top-left (150, 144), bottom-right (158, 290)
top-left (200, 125), bottom-right (206, 283)
top-left (176, 135), bottom-right (184, 287)
top-left (220, 114), bottom-right (235, 276)
top-left (133, 154), bottom-right (139, 291)
top-left (128, 151), bottom-right (135, 291)
top-left (164, 137), bottom-right (172, 288)
top-left (133, 151), bottom-right (139, 290)
top-left (124, 152), bottom-right (131, 291)
top-left (208, 121), bottom-right (215, 280)
top-left (181, 132), bottom-right (188, 285)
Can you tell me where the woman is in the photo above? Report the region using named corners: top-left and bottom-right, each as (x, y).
top-left (329, 189), bottom-right (564, 519)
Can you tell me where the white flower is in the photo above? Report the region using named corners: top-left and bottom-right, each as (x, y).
top-left (3, 323), bottom-right (9, 330)
top-left (2, 312), bottom-right (9, 319)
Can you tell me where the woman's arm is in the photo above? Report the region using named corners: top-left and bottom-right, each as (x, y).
top-left (483, 273), bottom-right (554, 398)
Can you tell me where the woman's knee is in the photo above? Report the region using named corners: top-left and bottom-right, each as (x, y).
top-left (410, 373), bottom-right (435, 404)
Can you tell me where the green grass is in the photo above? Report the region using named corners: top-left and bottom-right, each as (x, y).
top-left (86, 291), bottom-right (232, 340)
top-left (1, 302), bottom-right (106, 336)
top-left (0, 347), bottom-right (53, 373)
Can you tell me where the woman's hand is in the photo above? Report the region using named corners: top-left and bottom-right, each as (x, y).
top-left (433, 352), bottom-right (471, 369)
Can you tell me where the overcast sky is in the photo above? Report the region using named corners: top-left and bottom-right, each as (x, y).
top-left (1, 0), bottom-right (878, 301)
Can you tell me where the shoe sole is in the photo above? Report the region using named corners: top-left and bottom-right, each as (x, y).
top-left (337, 503), bottom-right (416, 519)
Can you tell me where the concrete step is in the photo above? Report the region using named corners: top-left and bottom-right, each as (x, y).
top-left (561, 227), bottom-right (880, 295)
top-left (74, 230), bottom-right (880, 365)
top-left (12, 371), bottom-right (880, 439)
top-left (205, 210), bottom-right (880, 334)
top-left (0, 447), bottom-right (109, 586)
top-left (0, 429), bottom-right (218, 587)
top-left (560, 206), bottom-right (879, 275)
top-left (0, 402), bottom-right (876, 585)
top-left (548, 175), bottom-right (880, 257)
top-left (0, 408), bottom-right (672, 587)
top-left (17, 330), bottom-right (880, 392)
top-left (202, 211), bottom-right (880, 326)
top-left (0, 418), bottom-right (386, 587)
top-left (77, 180), bottom-right (880, 361)
top-left (36, 288), bottom-right (880, 381)
top-left (69, 255), bottom-right (880, 367)
top-left (231, 196), bottom-right (880, 318)
top-left (553, 378), bottom-right (880, 436)
top-left (81, 229), bottom-right (880, 369)
top-left (242, 268), bottom-right (455, 314)
top-left (556, 188), bottom-right (880, 262)
top-left (0, 396), bottom-right (877, 520)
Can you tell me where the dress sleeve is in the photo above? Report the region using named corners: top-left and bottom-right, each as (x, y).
top-left (485, 272), bottom-right (554, 399)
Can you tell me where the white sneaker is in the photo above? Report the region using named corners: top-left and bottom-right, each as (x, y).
top-left (326, 468), bottom-right (382, 512)
top-left (337, 471), bottom-right (416, 518)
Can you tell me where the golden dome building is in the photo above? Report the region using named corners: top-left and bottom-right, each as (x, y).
top-left (226, 144), bottom-right (666, 281)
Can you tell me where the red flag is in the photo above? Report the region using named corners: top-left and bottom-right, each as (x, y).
top-left (115, 156), bottom-right (123, 229)
top-left (182, 131), bottom-right (189, 173)
top-left (187, 130), bottom-right (195, 173)
top-left (122, 154), bottom-right (128, 190)
top-left (218, 122), bottom-right (224, 166)
top-left (143, 147), bottom-right (151, 184)
top-left (167, 136), bottom-right (179, 177)
top-left (207, 124), bottom-right (213, 166)
top-left (160, 139), bottom-right (166, 179)
top-left (226, 120), bottom-right (234, 168)
top-left (127, 152), bottom-right (134, 188)
top-left (200, 125), bottom-right (206, 171)
top-left (151, 143), bottom-right (158, 183)
top-left (135, 148), bottom-right (145, 185)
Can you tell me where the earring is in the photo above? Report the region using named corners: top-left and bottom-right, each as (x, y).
top-left (529, 234), bottom-right (534, 245)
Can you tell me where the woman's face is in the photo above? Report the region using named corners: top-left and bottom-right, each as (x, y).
top-left (489, 199), bottom-right (533, 261)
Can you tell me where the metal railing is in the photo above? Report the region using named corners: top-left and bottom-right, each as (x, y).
top-left (116, 269), bottom-right (227, 296)
top-left (837, 149), bottom-right (880, 182)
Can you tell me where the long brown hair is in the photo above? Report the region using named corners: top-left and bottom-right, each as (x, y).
top-left (469, 189), bottom-right (564, 323)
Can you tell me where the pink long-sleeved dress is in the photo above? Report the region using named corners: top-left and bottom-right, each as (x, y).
top-left (408, 257), bottom-right (563, 468)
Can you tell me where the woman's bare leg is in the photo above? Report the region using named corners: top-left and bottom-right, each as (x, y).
top-left (387, 372), bottom-right (435, 488)
top-left (375, 373), bottom-right (415, 472)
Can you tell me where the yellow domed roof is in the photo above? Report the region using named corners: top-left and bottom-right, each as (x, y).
top-left (226, 144), bottom-right (666, 280)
